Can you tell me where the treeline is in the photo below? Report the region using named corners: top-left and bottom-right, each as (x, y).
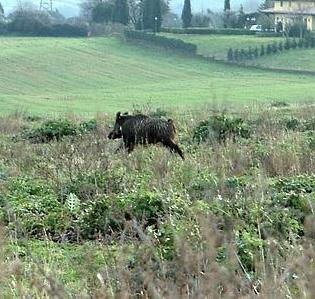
top-left (0, 9), bottom-right (88, 37)
top-left (227, 37), bottom-right (315, 62)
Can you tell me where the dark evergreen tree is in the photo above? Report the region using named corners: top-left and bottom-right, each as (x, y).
top-left (260, 44), bottom-right (265, 56)
top-left (0, 2), bottom-right (4, 16)
top-left (278, 41), bottom-right (283, 51)
top-left (272, 42), bottom-right (278, 53)
top-left (181, 0), bottom-right (192, 28)
top-left (240, 49), bottom-right (246, 60)
top-left (291, 39), bottom-right (297, 49)
top-left (113, 0), bottom-right (129, 25)
top-left (248, 47), bottom-right (253, 59)
top-left (254, 47), bottom-right (259, 59)
top-left (227, 48), bottom-right (233, 61)
top-left (284, 39), bottom-right (291, 50)
top-left (92, 2), bottom-right (114, 23)
top-left (234, 49), bottom-right (240, 61)
top-left (298, 38), bottom-right (303, 48)
top-left (237, 5), bottom-right (246, 28)
top-left (224, 0), bottom-right (231, 11)
top-left (143, 0), bottom-right (162, 31)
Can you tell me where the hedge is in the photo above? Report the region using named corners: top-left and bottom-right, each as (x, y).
top-left (4, 21), bottom-right (88, 37)
top-left (161, 27), bottom-right (255, 35)
top-left (124, 30), bottom-right (197, 54)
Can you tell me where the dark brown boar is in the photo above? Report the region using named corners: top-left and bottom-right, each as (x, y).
top-left (108, 112), bottom-right (184, 160)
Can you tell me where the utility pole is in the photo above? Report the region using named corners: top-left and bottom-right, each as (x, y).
top-left (39, 0), bottom-right (53, 11)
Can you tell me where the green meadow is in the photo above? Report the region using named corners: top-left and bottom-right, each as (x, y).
top-left (0, 36), bottom-right (315, 115)
top-left (256, 48), bottom-right (315, 71)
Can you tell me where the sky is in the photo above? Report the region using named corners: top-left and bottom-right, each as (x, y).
top-left (1, 0), bottom-right (262, 17)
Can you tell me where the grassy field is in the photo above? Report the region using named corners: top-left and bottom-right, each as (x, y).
top-left (255, 48), bottom-right (315, 71)
top-left (0, 35), bottom-right (315, 298)
top-left (1, 36), bottom-right (315, 115)
top-left (0, 103), bottom-right (314, 297)
top-left (159, 33), bottom-right (285, 60)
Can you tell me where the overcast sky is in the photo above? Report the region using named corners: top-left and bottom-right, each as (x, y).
top-left (1, 0), bottom-right (262, 17)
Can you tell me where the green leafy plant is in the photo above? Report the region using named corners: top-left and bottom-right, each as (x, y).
top-left (193, 113), bottom-right (251, 143)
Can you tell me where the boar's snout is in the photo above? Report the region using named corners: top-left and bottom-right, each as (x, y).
top-left (108, 130), bottom-right (122, 139)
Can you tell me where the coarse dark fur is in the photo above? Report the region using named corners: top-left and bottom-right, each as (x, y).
top-left (108, 112), bottom-right (184, 160)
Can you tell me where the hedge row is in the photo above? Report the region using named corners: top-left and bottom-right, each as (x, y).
top-left (227, 38), bottom-right (315, 62)
top-left (124, 30), bottom-right (197, 54)
top-left (1, 22), bottom-right (88, 37)
top-left (161, 27), bottom-right (256, 35)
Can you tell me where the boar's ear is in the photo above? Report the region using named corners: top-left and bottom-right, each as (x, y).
top-left (123, 112), bottom-right (129, 115)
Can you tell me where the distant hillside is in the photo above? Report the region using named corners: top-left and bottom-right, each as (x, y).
top-left (1, 0), bottom-right (261, 17)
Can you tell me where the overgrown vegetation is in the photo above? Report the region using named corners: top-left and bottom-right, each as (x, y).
top-left (0, 103), bottom-right (314, 297)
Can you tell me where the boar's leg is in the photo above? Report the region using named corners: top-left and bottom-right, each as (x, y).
top-left (163, 140), bottom-right (185, 160)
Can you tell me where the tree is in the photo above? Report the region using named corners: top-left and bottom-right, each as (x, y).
top-left (143, 0), bottom-right (162, 31)
top-left (0, 2), bottom-right (4, 16)
top-left (224, 0), bottom-right (231, 11)
top-left (181, 0), bottom-right (192, 28)
top-left (257, 14), bottom-right (274, 31)
top-left (191, 13), bottom-right (210, 27)
top-left (259, 0), bottom-right (273, 10)
top-left (237, 5), bottom-right (246, 28)
top-left (113, 0), bottom-right (129, 25)
top-left (127, 0), bottom-right (141, 27)
top-left (227, 48), bottom-right (233, 61)
top-left (80, 0), bottom-right (101, 20)
top-left (91, 1), bottom-right (114, 23)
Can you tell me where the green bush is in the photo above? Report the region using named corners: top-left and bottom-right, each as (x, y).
top-left (192, 113), bottom-right (251, 143)
top-left (1, 177), bottom-right (71, 239)
top-left (207, 175), bottom-right (315, 271)
top-left (227, 48), bottom-right (233, 61)
top-left (285, 117), bottom-right (315, 132)
top-left (79, 190), bottom-right (188, 239)
top-left (19, 118), bottom-right (97, 143)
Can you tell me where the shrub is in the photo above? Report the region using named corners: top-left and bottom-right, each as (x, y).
top-left (227, 48), bottom-right (233, 61)
top-left (271, 100), bottom-right (289, 108)
top-left (284, 39), bottom-right (291, 50)
top-left (192, 113), bottom-right (251, 143)
top-left (266, 44), bottom-right (272, 54)
top-left (79, 190), bottom-right (188, 239)
top-left (19, 118), bottom-right (97, 143)
top-left (254, 47), bottom-right (259, 59)
top-left (298, 38), bottom-right (304, 48)
top-left (272, 42), bottom-right (278, 53)
top-left (303, 38), bottom-right (310, 48)
top-left (291, 38), bottom-right (297, 49)
top-left (240, 49), bottom-right (246, 60)
top-left (209, 175), bottom-right (315, 270)
top-left (1, 177), bottom-right (71, 239)
top-left (233, 49), bottom-right (240, 61)
top-left (278, 41), bottom-right (283, 51)
top-left (248, 47), bottom-right (253, 59)
top-left (284, 117), bottom-right (315, 132)
top-left (260, 44), bottom-right (265, 56)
